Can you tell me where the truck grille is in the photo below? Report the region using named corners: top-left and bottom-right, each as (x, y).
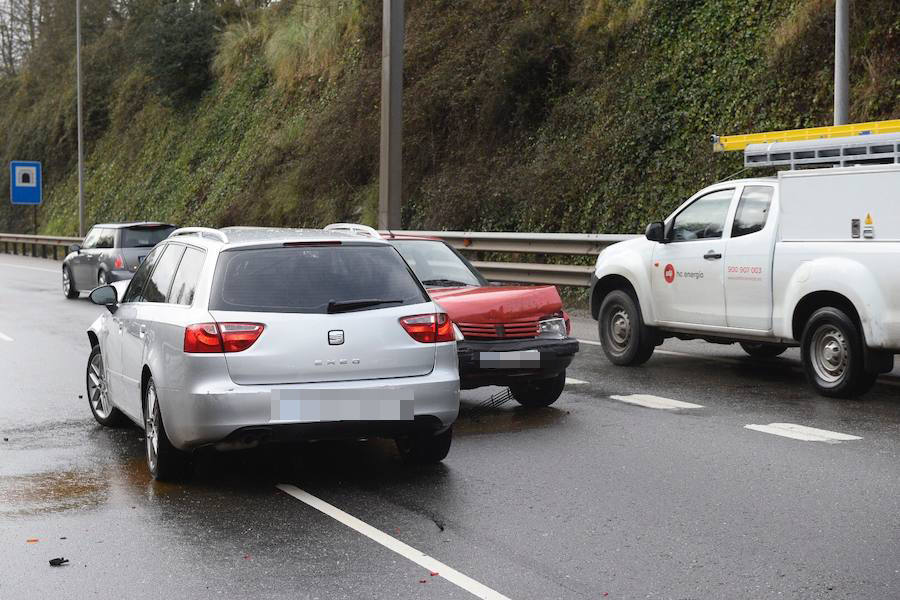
top-left (457, 321), bottom-right (540, 340)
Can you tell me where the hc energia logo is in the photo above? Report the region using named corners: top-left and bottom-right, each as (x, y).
top-left (664, 264), bottom-right (675, 284)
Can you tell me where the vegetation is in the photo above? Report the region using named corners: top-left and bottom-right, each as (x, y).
top-left (0, 0), bottom-right (898, 236)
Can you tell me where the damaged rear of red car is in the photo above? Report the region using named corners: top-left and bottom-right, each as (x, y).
top-left (387, 234), bottom-right (579, 407)
top-left (322, 224), bottom-right (579, 406)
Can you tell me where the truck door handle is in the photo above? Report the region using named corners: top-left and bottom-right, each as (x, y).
top-left (704, 251), bottom-right (722, 260)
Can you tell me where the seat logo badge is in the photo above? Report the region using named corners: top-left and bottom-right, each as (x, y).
top-left (328, 330), bottom-right (344, 345)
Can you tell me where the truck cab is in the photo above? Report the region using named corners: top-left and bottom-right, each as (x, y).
top-left (590, 164), bottom-right (900, 398)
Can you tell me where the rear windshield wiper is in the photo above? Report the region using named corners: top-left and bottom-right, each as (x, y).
top-left (421, 279), bottom-right (473, 287)
top-left (327, 298), bottom-right (403, 314)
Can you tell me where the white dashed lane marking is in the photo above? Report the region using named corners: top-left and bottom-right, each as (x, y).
top-left (565, 377), bottom-right (588, 385)
top-left (0, 331), bottom-right (13, 342)
top-left (745, 423), bottom-right (862, 443)
top-left (609, 394), bottom-right (703, 410)
top-left (276, 484), bottom-right (513, 600)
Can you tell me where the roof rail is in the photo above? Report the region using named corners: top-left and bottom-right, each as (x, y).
top-left (168, 227), bottom-right (229, 243)
top-left (323, 223), bottom-right (381, 239)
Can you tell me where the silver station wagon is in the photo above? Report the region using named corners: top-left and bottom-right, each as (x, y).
top-left (86, 227), bottom-right (460, 480)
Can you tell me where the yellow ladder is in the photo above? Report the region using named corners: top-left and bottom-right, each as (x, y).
top-left (713, 119), bottom-right (900, 152)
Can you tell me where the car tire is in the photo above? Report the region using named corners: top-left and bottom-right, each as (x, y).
top-left (86, 345), bottom-right (126, 427)
top-left (739, 342), bottom-right (787, 358)
top-left (598, 289), bottom-right (655, 366)
top-left (144, 376), bottom-right (191, 481)
top-left (63, 266), bottom-right (79, 299)
top-left (510, 371), bottom-right (566, 407)
top-left (98, 269), bottom-right (108, 286)
top-left (800, 307), bottom-right (877, 398)
top-left (396, 427), bottom-right (452, 464)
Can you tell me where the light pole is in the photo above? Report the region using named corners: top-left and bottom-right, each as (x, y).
top-left (378, 0), bottom-right (403, 230)
top-left (76, 0), bottom-right (85, 236)
top-left (834, 0), bottom-right (849, 125)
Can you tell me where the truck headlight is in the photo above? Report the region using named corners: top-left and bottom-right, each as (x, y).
top-left (538, 317), bottom-right (567, 339)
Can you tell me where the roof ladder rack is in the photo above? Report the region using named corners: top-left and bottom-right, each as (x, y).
top-left (742, 132), bottom-right (900, 169)
top-left (169, 227), bottom-right (229, 243)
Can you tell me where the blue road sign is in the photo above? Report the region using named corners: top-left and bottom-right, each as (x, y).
top-left (10, 161), bottom-right (42, 205)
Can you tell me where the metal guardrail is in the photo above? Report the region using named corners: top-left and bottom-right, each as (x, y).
top-left (0, 230), bottom-right (638, 287)
top-left (0, 233), bottom-right (81, 261)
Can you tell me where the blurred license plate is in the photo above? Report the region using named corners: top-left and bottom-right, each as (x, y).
top-left (270, 389), bottom-right (414, 422)
top-left (479, 350), bottom-right (541, 368)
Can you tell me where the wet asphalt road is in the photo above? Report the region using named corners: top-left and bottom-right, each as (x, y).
top-left (1, 253), bottom-right (898, 600)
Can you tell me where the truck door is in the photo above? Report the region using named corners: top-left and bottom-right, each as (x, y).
top-left (724, 185), bottom-right (776, 330)
top-left (651, 188), bottom-right (735, 327)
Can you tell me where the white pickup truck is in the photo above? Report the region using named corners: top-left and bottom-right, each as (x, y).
top-left (590, 164), bottom-right (899, 397)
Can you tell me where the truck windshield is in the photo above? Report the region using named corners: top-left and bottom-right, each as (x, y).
top-left (209, 244), bottom-right (427, 313)
top-left (390, 240), bottom-right (482, 288)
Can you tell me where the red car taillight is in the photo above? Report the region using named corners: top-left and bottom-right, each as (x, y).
top-left (114, 255), bottom-right (124, 269)
top-left (184, 323), bottom-right (265, 353)
top-left (399, 313), bottom-right (454, 343)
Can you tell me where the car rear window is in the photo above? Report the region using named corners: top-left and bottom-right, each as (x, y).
top-left (390, 240), bottom-right (482, 287)
top-left (121, 226), bottom-right (176, 248)
top-left (209, 244), bottom-right (428, 313)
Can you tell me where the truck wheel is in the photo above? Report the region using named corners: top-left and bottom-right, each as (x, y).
top-left (800, 307), bottom-right (877, 398)
top-left (510, 371), bottom-right (566, 407)
top-left (599, 290), bottom-right (655, 366)
top-left (144, 376), bottom-right (192, 481)
top-left (396, 427), bottom-right (452, 464)
top-left (739, 342), bottom-right (787, 358)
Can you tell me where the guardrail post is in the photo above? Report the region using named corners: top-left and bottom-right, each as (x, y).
top-left (53, 246), bottom-right (58, 260)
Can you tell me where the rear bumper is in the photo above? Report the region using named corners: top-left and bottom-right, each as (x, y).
top-left (160, 348), bottom-right (460, 450)
top-left (457, 337), bottom-right (579, 389)
top-left (107, 269), bottom-right (133, 283)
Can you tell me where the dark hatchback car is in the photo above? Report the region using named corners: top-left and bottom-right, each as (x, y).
top-left (62, 222), bottom-right (177, 298)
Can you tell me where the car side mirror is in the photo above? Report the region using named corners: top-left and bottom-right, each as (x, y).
top-left (69, 243), bottom-right (81, 254)
top-left (89, 285), bottom-right (118, 313)
top-left (645, 221), bottom-right (666, 243)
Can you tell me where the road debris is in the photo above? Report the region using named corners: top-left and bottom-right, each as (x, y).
top-left (48, 558), bottom-right (68, 567)
top-left (469, 387), bottom-right (514, 419)
top-left (26, 538), bottom-right (39, 543)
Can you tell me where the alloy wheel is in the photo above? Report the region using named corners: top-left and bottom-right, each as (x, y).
top-left (145, 383), bottom-right (159, 471)
top-left (87, 351), bottom-right (111, 419)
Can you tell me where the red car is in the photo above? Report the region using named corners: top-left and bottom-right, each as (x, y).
top-left (325, 224), bottom-right (580, 407)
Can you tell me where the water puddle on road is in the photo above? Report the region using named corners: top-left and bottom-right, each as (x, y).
top-left (0, 469), bottom-right (108, 517)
